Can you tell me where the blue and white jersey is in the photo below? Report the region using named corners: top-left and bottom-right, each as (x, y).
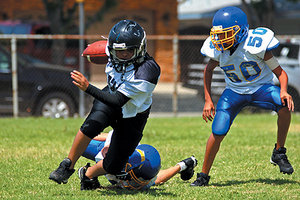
top-left (105, 57), bottom-right (160, 118)
top-left (201, 27), bottom-right (280, 94)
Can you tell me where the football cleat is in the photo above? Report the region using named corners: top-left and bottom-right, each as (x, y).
top-left (78, 163), bottom-right (101, 190)
top-left (190, 172), bottom-right (210, 187)
top-left (49, 158), bottom-right (75, 184)
top-left (179, 156), bottom-right (198, 181)
top-left (270, 144), bottom-right (294, 175)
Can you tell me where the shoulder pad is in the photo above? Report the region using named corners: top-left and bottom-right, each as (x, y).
top-left (135, 59), bottom-right (160, 84)
top-left (200, 36), bottom-right (221, 61)
top-left (243, 27), bottom-right (279, 59)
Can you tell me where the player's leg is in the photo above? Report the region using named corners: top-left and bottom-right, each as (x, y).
top-left (190, 133), bottom-right (224, 186)
top-left (276, 107), bottom-right (291, 148)
top-left (252, 84), bottom-right (293, 174)
top-left (201, 133), bottom-right (225, 175)
top-left (191, 89), bottom-right (248, 186)
top-left (271, 106), bottom-right (293, 174)
top-left (82, 139), bottom-right (105, 161)
top-left (49, 100), bottom-right (117, 184)
top-left (80, 107), bottom-right (150, 190)
top-left (68, 130), bottom-right (93, 169)
top-left (101, 109), bottom-right (150, 175)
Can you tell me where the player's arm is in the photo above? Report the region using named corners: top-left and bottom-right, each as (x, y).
top-left (203, 59), bottom-right (219, 122)
top-left (264, 51), bottom-right (294, 111)
top-left (155, 165), bottom-right (181, 185)
top-left (71, 70), bottom-right (129, 107)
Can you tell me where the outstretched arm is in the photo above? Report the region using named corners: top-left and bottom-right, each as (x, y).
top-left (71, 70), bottom-right (130, 107)
top-left (155, 165), bottom-right (181, 185)
top-left (71, 70), bottom-right (89, 91)
top-left (202, 59), bottom-right (219, 122)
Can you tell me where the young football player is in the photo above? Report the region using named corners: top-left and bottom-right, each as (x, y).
top-left (49, 20), bottom-right (161, 186)
top-left (191, 6), bottom-right (294, 186)
top-left (78, 130), bottom-right (197, 190)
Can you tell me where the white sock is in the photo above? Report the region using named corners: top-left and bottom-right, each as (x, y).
top-left (177, 161), bottom-right (187, 172)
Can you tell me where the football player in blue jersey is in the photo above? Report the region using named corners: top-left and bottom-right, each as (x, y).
top-left (191, 6), bottom-right (295, 187)
top-left (78, 130), bottom-right (197, 190)
top-left (49, 20), bottom-right (162, 188)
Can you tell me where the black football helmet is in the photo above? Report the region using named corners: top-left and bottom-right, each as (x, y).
top-left (108, 19), bottom-right (147, 72)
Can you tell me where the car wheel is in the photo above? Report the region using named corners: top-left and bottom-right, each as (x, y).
top-left (35, 92), bottom-right (76, 118)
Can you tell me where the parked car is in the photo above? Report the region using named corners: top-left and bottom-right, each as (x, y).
top-left (182, 57), bottom-right (226, 103)
top-left (182, 41), bottom-right (300, 112)
top-left (0, 21), bottom-right (90, 77)
top-left (0, 45), bottom-right (91, 118)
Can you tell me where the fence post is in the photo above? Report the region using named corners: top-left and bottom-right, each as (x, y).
top-left (172, 35), bottom-right (178, 117)
top-left (11, 37), bottom-right (18, 118)
top-left (78, 0), bottom-right (85, 117)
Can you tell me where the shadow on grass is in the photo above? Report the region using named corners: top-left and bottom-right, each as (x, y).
top-left (93, 185), bottom-right (176, 197)
top-left (211, 178), bottom-right (300, 187)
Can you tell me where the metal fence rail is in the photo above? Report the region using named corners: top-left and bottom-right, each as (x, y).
top-left (0, 34), bottom-right (299, 118)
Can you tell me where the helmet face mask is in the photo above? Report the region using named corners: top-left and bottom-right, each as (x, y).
top-left (210, 25), bottom-right (240, 51)
top-left (112, 48), bottom-right (136, 63)
top-left (210, 6), bottom-right (249, 52)
top-left (108, 20), bottom-right (147, 72)
top-left (119, 144), bottom-right (161, 190)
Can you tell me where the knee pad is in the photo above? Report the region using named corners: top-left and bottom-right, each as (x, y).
top-left (80, 120), bottom-right (106, 139)
top-left (212, 111), bottom-right (231, 135)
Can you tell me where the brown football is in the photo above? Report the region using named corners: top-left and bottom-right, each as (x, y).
top-left (82, 40), bottom-right (108, 64)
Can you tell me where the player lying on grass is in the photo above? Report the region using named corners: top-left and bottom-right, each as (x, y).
top-left (191, 6), bottom-right (294, 187)
top-left (78, 130), bottom-right (198, 190)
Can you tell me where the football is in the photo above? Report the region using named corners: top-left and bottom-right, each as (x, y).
top-left (82, 40), bottom-right (108, 64)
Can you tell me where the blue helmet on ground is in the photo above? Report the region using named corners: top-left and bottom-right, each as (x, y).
top-left (121, 144), bottom-right (161, 189)
top-left (210, 6), bottom-right (249, 51)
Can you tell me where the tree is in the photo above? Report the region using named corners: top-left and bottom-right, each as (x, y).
top-left (41, 0), bottom-right (117, 64)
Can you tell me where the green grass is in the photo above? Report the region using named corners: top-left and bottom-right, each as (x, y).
top-left (0, 114), bottom-right (299, 199)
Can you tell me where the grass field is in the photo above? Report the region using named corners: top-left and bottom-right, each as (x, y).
top-left (0, 113), bottom-right (299, 199)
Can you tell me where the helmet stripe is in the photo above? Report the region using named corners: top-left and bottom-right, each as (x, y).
top-left (136, 149), bottom-right (145, 162)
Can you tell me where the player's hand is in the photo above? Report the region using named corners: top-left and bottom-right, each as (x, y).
top-left (71, 70), bottom-right (89, 91)
top-left (280, 91), bottom-right (294, 111)
top-left (202, 101), bottom-right (215, 122)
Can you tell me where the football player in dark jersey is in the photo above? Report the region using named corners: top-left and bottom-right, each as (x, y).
top-left (49, 20), bottom-right (161, 189)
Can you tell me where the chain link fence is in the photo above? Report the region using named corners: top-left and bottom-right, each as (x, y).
top-left (0, 34), bottom-right (299, 118)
